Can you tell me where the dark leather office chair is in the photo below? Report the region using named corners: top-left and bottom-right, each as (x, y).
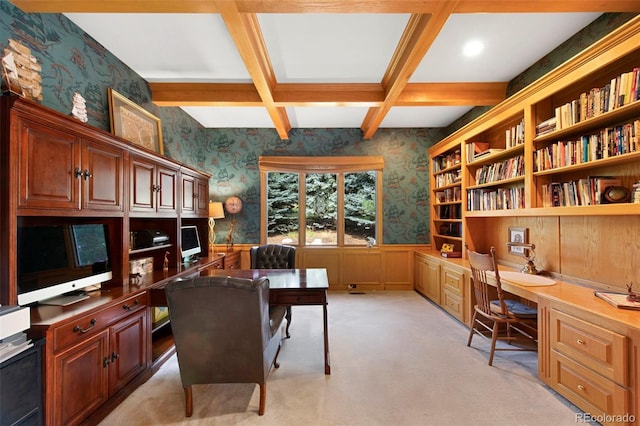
top-left (466, 246), bottom-right (537, 366)
top-left (165, 276), bottom-right (286, 416)
top-left (250, 244), bottom-right (296, 337)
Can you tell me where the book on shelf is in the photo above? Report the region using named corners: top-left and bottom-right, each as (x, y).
top-left (466, 142), bottom-right (489, 161)
top-left (441, 251), bottom-right (462, 258)
top-left (474, 148), bottom-right (505, 158)
top-left (594, 291), bottom-right (640, 311)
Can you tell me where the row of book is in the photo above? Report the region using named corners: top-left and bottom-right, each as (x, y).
top-left (436, 222), bottom-right (462, 238)
top-left (505, 118), bottom-right (525, 149)
top-left (467, 187), bottom-right (525, 211)
top-left (434, 170), bottom-right (461, 189)
top-left (549, 67), bottom-right (639, 132)
top-left (432, 150), bottom-right (461, 173)
top-left (434, 186), bottom-right (461, 204)
top-left (474, 155), bottom-right (524, 185)
top-left (533, 120), bottom-right (639, 172)
top-left (540, 176), bottom-right (622, 207)
top-left (436, 204), bottom-right (462, 220)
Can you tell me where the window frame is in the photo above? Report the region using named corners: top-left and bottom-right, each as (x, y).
top-left (259, 156), bottom-right (384, 247)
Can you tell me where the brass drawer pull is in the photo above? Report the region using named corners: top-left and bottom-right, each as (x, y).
top-left (576, 339), bottom-right (585, 345)
top-left (577, 384), bottom-right (585, 391)
top-left (73, 318), bottom-right (97, 334)
top-left (123, 299), bottom-right (140, 311)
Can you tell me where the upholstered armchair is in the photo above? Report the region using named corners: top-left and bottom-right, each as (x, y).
top-left (249, 244), bottom-right (296, 269)
top-left (250, 244), bottom-right (296, 337)
top-left (165, 276), bottom-right (286, 416)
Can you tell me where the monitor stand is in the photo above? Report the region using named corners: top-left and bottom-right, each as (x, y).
top-left (40, 292), bottom-right (90, 306)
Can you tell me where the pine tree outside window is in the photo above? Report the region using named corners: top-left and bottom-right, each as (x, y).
top-left (259, 157), bottom-right (383, 247)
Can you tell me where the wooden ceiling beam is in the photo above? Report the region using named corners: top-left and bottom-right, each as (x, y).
top-left (397, 82), bottom-right (507, 106)
top-left (12, 0), bottom-right (639, 13)
top-left (361, 2), bottom-right (458, 139)
top-left (150, 81), bottom-right (506, 107)
top-left (150, 83), bottom-right (263, 106)
top-left (214, 2), bottom-right (291, 139)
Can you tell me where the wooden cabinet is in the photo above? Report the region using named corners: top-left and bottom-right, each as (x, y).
top-left (129, 155), bottom-right (177, 216)
top-left (181, 171), bottom-right (209, 217)
top-left (440, 263), bottom-right (466, 323)
top-left (43, 292), bottom-right (148, 426)
top-left (223, 250), bottom-right (241, 269)
top-left (414, 252), bottom-right (440, 304)
top-left (542, 304), bottom-right (633, 425)
top-left (16, 117), bottom-right (124, 213)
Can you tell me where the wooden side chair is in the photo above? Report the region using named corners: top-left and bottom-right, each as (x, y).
top-left (466, 245), bottom-right (538, 366)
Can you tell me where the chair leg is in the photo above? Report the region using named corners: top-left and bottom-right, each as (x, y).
top-left (488, 321), bottom-right (500, 366)
top-left (285, 306), bottom-right (292, 338)
top-left (467, 311), bottom-right (477, 347)
top-left (184, 386), bottom-right (193, 417)
top-left (273, 343), bottom-right (281, 369)
top-left (258, 383), bottom-right (266, 416)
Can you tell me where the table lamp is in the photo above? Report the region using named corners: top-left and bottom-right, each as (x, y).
top-left (208, 201), bottom-right (225, 254)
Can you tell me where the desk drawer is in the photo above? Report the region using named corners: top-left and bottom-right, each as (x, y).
top-left (52, 293), bottom-right (147, 353)
top-left (442, 289), bottom-right (464, 322)
top-left (271, 290), bottom-right (325, 305)
top-left (442, 266), bottom-right (464, 295)
top-left (551, 351), bottom-right (630, 423)
top-left (550, 309), bottom-right (628, 386)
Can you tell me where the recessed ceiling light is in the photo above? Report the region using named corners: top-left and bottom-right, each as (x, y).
top-left (463, 40), bottom-right (484, 57)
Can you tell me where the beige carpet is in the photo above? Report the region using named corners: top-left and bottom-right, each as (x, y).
top-left (99, 291), bottom-right (587, 426)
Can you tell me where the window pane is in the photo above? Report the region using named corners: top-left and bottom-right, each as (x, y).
top-left (266, 172), bottom-right (299, 245)
top-left (305, 173), bottom-right (337, 246)
top-left (344, 171), bottom-right (376, 245)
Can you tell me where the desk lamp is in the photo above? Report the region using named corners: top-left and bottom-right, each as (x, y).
top-left (208, 202), bottom-right (225, 255)
top-left (505, 242), bottom-right (539, 275)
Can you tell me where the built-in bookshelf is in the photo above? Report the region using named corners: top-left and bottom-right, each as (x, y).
top-left (430, 144), bottom-right (463, 251)
top-left (427, 16), bottom-right (640, 258)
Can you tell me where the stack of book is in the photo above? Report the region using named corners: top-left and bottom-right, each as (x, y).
top-left (536, 117), bottom-right (557, 136)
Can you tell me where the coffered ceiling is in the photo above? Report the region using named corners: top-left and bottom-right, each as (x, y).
top-left (11, 1), bottom-right (640, 139)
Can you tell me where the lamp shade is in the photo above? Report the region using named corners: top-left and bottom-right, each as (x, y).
top-left (209, 201), bottom-right (225, 219)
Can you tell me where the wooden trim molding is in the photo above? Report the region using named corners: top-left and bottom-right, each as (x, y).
top-left (258, 156), bottom-right (385, 172)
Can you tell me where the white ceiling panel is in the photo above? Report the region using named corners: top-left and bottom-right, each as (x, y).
top-left (182, 106), bottom-right (274, 128)
top-left (258, 14), bottom-right (409, 83)
top-left (65, 13), bottom-right (250, 81)
top-left (411, 13), bottom-right (602, 83)
top-left (381, 106), bottom-right (474, 128)
top-left (287, 107), bottom-right (369, 128)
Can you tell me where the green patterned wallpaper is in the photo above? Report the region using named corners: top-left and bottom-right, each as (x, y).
top-left (1, 1), bottom-right (634, 244)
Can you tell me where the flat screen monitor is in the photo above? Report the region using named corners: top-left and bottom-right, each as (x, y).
top-left (180, 225), bottom-right (201, 263)
top-left (17, 224), bottom-right (112, 306)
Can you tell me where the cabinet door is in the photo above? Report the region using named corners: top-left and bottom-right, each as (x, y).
top-left (18, 119), bottom-right (81, 210)
top-left (130, 157), bottom-right (155, 212)
top-left (109, 310), bottom-right (148, 394)
top-left (53, 330), bottom-right (109, 426)
top-left (195, 177), bottom-right (209, 216)
top-left (82, 140), bottom-right (124, 211)
top-left (181, 173), bottom-right (196, 214)
top-left (156, 166), bottom-right (177, 213)
top-left (424, 257), bottom-right (441, 304)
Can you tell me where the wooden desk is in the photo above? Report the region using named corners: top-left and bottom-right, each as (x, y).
top-left (181, 268), bottom-right (331, 375)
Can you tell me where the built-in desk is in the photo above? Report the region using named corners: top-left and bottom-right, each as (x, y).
top-left (415, 250), bottom-right (639, 426)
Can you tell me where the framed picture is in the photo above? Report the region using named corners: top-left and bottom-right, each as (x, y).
top-left (108, 88), bottom-right (163, 154)
top-left (508, 227), bottom-right (528, 255)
